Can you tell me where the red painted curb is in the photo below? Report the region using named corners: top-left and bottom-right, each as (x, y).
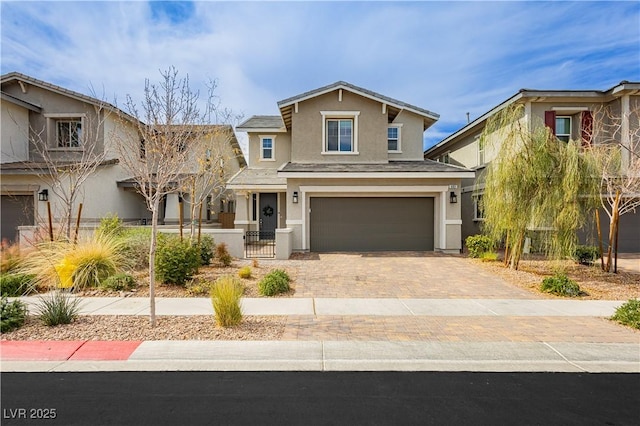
top-left (0, 341), bottom-right (85, 361)
top-left (1, 341), bottom-right (143, 361)
top-left (69, 341), bottom-right (142, 361)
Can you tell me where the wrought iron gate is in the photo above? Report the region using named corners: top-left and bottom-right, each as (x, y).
top-left (245, 230), bottom-right (276, 258)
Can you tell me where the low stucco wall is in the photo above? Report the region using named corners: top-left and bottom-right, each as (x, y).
top-left (159, 228), bottom-right (244, 258)
top-left (275, 228), bottom-right (294, 260)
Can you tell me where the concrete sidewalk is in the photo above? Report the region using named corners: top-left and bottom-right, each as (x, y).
top-left (2, 296), bottom-right (638, 373)
top-left (11, 296), bottom-right (630, 317)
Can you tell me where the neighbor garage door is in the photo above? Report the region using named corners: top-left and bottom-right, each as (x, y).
top-left (1, 195), bottom-right (35, 243)
top-left (310, 197), bottom-right (434, 252)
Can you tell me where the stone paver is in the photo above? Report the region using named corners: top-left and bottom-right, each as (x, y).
top-left (290, 252), bottom-right (533, 299)
top-left (282, 315), bottom-right (640, 343)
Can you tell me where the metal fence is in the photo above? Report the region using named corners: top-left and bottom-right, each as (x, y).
top-left (245, 230), bottom-right (276, 258)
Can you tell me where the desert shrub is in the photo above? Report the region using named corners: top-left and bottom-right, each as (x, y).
top-left (1, 242), bottom-right (24, 273)
top-left (238, 266), bottom-right (252, 279)
top-left (37, 291), bottom-right (82, 326)
top-left (100, 273), bottom-right (136, 291)
top-left (465, 235), bottom-right (493, 258)
top-left (611, 299), bottom-right (640, 330)
top-left (252, 259), bottom-right (260, 268)
top-left (480, 251), bottom-right (499, 262)
top-left (215, 242), bottom-right (233, 267)
top-left (258, 269), bottom-right (290, 296)
top-left (97, 213), bottom-right (125, 238)
top-left (540, 274), bottom-right (582, 297)
top-left (197, 235), bottom-right (215, 266)
top-left (0, 273), bottom-right (36, 297)
top-left (573, 245), bottom-right (599, 265)
top-left (185, 279), bottom-right (213, 296)
top-left (19, 234), bottom-right (127, 291)
top-left (155, 235), bottom-right (200, 285)
top-left (120, 227), bottom-right (152, 270)
top-left (0, 296), bottom-right (28, 332)
top-left (210, 275), bottom-right (243, 327)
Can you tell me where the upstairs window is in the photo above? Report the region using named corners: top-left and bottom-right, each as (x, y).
top-left (57, 120), bottom-right (82, 148)
top-left (260, 136), bottom-right (275, 160)
top-left (387, 125), bottom-right (401, 152)
top-left (555, 116), bottom-right (571, 142)
top-left (474, 194), bottom-right (485, 221)
top-left (477, 135), bottom-right (485, 166)
top-left (327, 119), bottom-right (352, 152)
top-left (321, 111), bottom-right (359, 154)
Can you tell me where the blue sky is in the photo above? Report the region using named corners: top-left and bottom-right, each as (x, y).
top-left (2, 1), bottom-right (639, 152)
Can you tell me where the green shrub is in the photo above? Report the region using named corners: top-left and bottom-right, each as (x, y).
top-left (120, 227), bottom-right (152, 270)
top-left (0, 273), bottom-right (36, 296)
top-left (540, 274), bottom-right (582, 297)
top-left (611, 299), bottom-right (640, 330)
top-left (480, 252), bottom-right (499, 262)
top-left (210, 275), bottom-right (243, 327)
top-left (238, 266), bottom-right (252, 279)
top-left (466, 235), bottom-right (493, 258)
top-left (185, 279), bottom-right (213, 296)
top-left (97, 213), bottom-right (125, 238)
top-left (197, 235), bottom-right (215, 266)
top-left (215, 242), bottom-right (233, 267)
top-left (100, 273), bottom-right (136, 291)
top-left (258, 269), bottom-right (291, 296)
top-left (155, 235), bottom-right (200, 285)
top-left (0, 296), bottom-right (28, 332)
top-left (37, 291), bottom-right (82, 326)
top-left (573, 245), bottom-right (599, 265)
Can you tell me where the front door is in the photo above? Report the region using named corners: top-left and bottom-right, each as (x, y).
top-left (259, 193), bottom-right (277, 233)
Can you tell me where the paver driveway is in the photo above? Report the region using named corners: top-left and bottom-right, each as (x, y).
top-left (289, 252), bottom-right (533, 299)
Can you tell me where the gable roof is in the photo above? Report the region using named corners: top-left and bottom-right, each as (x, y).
top-left (236, 115), bottom-right (286, 133)
top-left (424, 80), bottom-right (640, 157)
top-left (277, 81), bottom-right (439, 130)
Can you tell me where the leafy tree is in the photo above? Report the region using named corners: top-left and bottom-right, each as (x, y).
top-left (479, 104), bottom-right (601, 269)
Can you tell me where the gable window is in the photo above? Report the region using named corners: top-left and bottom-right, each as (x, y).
top-left (555, 116), bottom-right (571, 142)
top-left (321, 111), bottom-right (359, 154)
top-left (260, 135), bottom-right (275, 161)
top-left (439, 152), bottom-right (450, 164)
top-left (387, 125), bottom-right (402, 152)
top-left (57, 120), bottom-right (82, 148)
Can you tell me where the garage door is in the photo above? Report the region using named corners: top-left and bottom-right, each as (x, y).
top-left (1, 195), bottom-right (35, 243)
top-left (310, 197), bottom-right (434, 252)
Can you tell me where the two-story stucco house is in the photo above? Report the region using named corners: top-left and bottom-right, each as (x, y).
top-left (228, 81), bottom-right (474, 253)
top-left (424, 81), bottom-right (640, 252)
top-left (1, 72), bottom-right (245, 243)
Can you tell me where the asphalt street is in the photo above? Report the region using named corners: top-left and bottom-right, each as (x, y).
top-left (2, 371), bottom-right (638, 425)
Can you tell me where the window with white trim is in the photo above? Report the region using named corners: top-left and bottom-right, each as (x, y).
top-left (477, 135), bottom-right (485, 166)
top-left (555, 116), bottom-right (571, 142)
top-left (260, 135), bottom-right (275, 160)
top-left (387, 125), bottom-right (401, 152)
top-left (57, 120), bottom-right (82, 148)
top-left (321, 111), bottom-right (359, 154)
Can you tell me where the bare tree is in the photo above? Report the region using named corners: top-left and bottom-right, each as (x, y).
top-left (591, 105), bottom-right (640, 272)
top-left (181, 124), bottom-right (243, 242)
top-left (5, 101), bottom-right (109, 240)
top-left (114, 67), bottom-right (219, 326)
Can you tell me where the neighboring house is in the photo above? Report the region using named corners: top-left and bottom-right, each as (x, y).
top-left (228, 81), bottom-right (474, 253)
top-left (1, 72), bottom-right (245, 243)
top-left (424, 81), bottom-right (640, 252)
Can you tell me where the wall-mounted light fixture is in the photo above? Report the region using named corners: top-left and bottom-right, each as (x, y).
top-left (292, 191), bottom-right (299, 204)
top-left (449, 191), bottom-right (457, 204)
top-left (38, 189), bottom-right (49, 202)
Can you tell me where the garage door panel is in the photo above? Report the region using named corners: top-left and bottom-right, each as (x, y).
top-left (310, 197), bottom-right (434, 252)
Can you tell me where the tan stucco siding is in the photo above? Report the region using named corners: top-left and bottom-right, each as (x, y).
top-left (246, 132), bottom-right (291, 168)
top-left (388, 110), bottom-right (425, 161)
top-left (1, 102), bottom-right (29, 162)
top-left (290, 90), bottom-right (388, 163)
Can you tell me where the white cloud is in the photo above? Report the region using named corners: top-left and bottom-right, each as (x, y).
top-left (2, 0), bottom-right (638, 152)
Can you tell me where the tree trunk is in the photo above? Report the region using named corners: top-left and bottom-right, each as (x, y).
top-left (503, 231), bottom-right (510, 267)
top-left (613, 203), bottom-right (620, 274)
top-left (605, 191), bottom-right (621, 272)
top-left (73, 203), bottom-right (83, 245)
top-left (197, 203), bottom-right (203, 245)
top-left (179, 198), bottom-right (183, 242)
top-left (148, 198), bottom-right (159, 327)
top-left (47, 201), bottom-right (54, 242)
top-left (595, 209), bottom-right (605, 271)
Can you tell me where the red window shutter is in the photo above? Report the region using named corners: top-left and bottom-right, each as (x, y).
top-left (544, 111), bottom-right (556, 134)
top-left (581, 111), bottom-right (593, 146)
